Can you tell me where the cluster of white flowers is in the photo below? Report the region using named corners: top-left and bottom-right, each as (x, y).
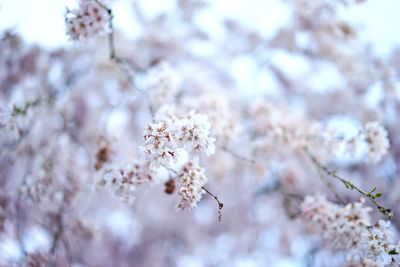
top-left (181, 94), bottom-right (242, 147)
top-left (143, 110), bottom-right (215, 168)
top-left (301, 195), bottom-right (371, 250)
top-left (301, 195), bottom-right (399, 266)
top-left (364, 220), bottom-right (397, 259)
top-left (143, 120), bottom-right (180, 168)
top-left (175, 161), bottom-right (207, 211)
top-left (143, 62), bottom-right (181, 107)
top-left (65, 0), bottom-right (109, 41)
top-left (250, 100), bottom-right (328, 157)
top-left (250, 101), bottom-right (391, 166)
top-left (173, 110), bottom-right (216, 156)
top-left (363, 121), bottom-right (390, 163)
top-left (99, 161), bottom-right (154, 204)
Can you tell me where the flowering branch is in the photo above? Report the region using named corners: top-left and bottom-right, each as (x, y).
top-left (304, 148), bottom-right (393, 218)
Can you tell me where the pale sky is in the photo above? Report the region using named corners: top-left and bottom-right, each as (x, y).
top-left (0, 0), bottom-right (399, 56)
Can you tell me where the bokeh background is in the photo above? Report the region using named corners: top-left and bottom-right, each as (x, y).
top-left (1, 1), bottom-right (400, 266)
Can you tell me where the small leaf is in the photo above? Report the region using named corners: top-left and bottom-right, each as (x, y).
top-left (369, 187), bottom-right (377, 194)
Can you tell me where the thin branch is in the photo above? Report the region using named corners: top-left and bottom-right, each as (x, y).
top-left (49, 210), bottom-right (71, 267)
top-left (49, 213), bottom-right (63, 267)
top-left (304, 148), bottom-right (393, 218)
top-left (95, 0), bottom-right (155, 118)
top-left (113, 58), bottom-right (155, 117)
top-left (201, 186), bottom-right (224, 222)
top-left (61, 231), bottom-right (72, 267)
top-left (315, 160), bottom-right (346, 204)
top-left (93, 0), bottom-right (115, 59)
top-left (218, 145), bottom-right (256, 164)
top-left (162, 164), bottom-right (178, 175)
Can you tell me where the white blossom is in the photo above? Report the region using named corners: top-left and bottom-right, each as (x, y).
top-left (173, 110), bottom-right (216, 156)
top-left (100, 161), bottom-right (154, 204)
top-left (181, 93), bottom-right (242, 147)
top-left (143, 120), bottom-right (179, 168)
top-left (175, 161), bottom-right (207, 211)
top-left (65, 0), bottom-right (109, 41)
top-left (364, 122), bottom-right (390, 163)
top-left (301, 195), bottom-right (399, 266)
top-left (143, 110), bottom-right (215, 168)
top-left (362, 220), bottom-right (398, 263)
top-left (300, 195), bottom-right (371, 251)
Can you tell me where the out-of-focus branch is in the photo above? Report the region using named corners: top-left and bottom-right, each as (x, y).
top-left (95, 0), bottom-right (155, 118)
top-left (304, 148), bottom-right (393, 218)
top-left (314, 160), bottom-right (346, 204)
top-left (49, 211), bottom-right (71, 267)
top-left (218, 145), bottom-right (256, 164)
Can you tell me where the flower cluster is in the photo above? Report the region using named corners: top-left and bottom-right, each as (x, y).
top-left (143, 110), bottom-right (215, 168)
top-left (173, 111), bottom-right (216, 156)
top-left (175, 161), bottom-right (207, 211)
top-left (301, 195), bottom-right (399, 265)
top-left (99, 161), bottom-right (155, 204)
top-left (143, 120), bottom-right (180, 168)
top-left (65, 0), bottom-right (109, 41)
top-left (181, 93), bottom-right (242, 147)
top-left (250, 100), bottom-right (391, 167)
top-left (250, 100), bottom-right (329, 158)
top-left (363, 121), bottom-right (390, 163)
top-left (362, 220), bottom-right (399, 263)
top-left (301, 195), bottom-right (371, 250)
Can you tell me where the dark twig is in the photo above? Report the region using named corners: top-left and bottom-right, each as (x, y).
top-left (94, 0), bottom-right (116, 59)
top-left (201, 186), bottom-right (223, 222)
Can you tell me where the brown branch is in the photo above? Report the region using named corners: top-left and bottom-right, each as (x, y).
top-left (201, 186), bottom-right (223, 222)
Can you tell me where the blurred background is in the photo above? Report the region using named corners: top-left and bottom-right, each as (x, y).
top-left (1, 0), bottom-right (400, 266)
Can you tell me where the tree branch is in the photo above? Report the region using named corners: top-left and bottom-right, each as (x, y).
top-left (304, 148), bottom-right (393, 218)
top-left (202, 186), bottom-right (224, 222)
